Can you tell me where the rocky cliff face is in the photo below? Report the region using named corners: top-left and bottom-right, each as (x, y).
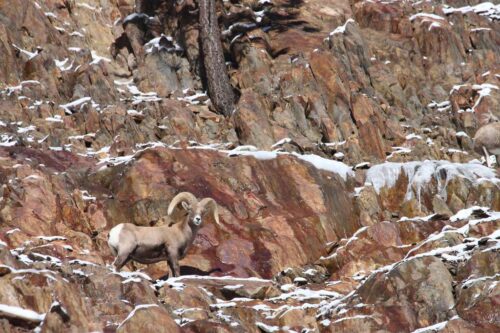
top-left (0, 0), bottom-right (499, 332)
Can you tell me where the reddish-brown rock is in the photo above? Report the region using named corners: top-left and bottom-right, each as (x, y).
top-left (0, 0), bottom-right (499, 331)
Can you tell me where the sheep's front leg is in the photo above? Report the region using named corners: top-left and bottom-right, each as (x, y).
top-left (166, 248), bottom-right (180, 277)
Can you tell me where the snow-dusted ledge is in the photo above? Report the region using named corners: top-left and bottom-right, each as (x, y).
top-left (0, 304), bottom-right (45, 323)
top-left (117, 304), bottom-right (158, 329)
top-left (91, 142), bottom-right (498, 193)
top-left (365, 160), bottom-right (498, 202)
top-left (95, 142), bottom-right (355, 181)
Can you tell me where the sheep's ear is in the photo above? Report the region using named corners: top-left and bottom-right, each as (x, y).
top-left (181, 201), bottom-right (191, 211)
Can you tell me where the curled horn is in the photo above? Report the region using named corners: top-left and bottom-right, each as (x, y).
top-left (198, 197), bottom-right (222, 227)
top-left (168, 192), bottom-right (198, 216)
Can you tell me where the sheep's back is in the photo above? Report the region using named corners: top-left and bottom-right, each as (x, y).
top-left (473, 122), bottom-right (500, 154)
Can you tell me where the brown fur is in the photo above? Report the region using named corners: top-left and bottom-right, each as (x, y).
top-left (108, 192), bottom-right (220, 277)
top-left (473, 122), bottom-right (500, 167)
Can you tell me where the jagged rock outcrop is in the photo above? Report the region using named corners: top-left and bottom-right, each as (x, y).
top-left (0, 0), bottom-right (499, 332)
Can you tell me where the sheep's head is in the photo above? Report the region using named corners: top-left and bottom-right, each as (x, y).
top-left (478, 112), bottom-right (499, 126)
top-left (167, 192), bottom-right (221, 228)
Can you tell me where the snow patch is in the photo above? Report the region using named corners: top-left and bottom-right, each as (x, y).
top-left (330, 18), bottom-right (355, 35)
top-left (406, 133), bottom-right (422, 140)
top-left (226, 149), bottom-right (354, 180)
top-left (0, 135), bottom-right (17, 147)
top-left (409, 13), bottom-right (446, 22)
top-left (443, 2), bottom-right (500, 21)
top-left (222, 284), bottom-right (244, 291)
top-left (17, 125), bottom-right (36, 134)
top-left (412, 320), bottom-right (448, 333)
top-left (117, 304), bottom-right (158, 328)
top-left (0, 304), bottom-right (45, 323)
top-left (365, 160), bottom-right (498, 204)
top-left (90, 51), bottom-right (111, 65)
top-left (269, 287), bottom-right (341, 302)
top-left (4, 80), bottom-right (40, 95)
top-left (256, 322), bottom-right (280, 332)
top-left (55, 58), bottom-right (73, 71)
top-left (60, 97), bottom-right (92, 114)
top-left (292, 153), bottom-right (354, 180)
top-left (144, 34), bottom-right (183, 54)
top-left (227, 149), bottom-right (278, 160)
top-left (271, 137), bottom-right (292, 148)
top-left (450, 206), bottom-right (489, 222)
top-left (333, 315), bottom-right (373, 324)
top-left (12, 44), bottom-right (40, 60)
top-left (36, 236), bottom-right (66, 242)
top-left (45, 115), bottom-right (63, 123)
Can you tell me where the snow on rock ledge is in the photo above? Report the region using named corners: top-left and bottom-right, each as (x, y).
top-left (365, 160), bottom-right (499, 201)
top-left (0, 304), bottom-right (45, 325)
top-left (226, 149), bottom-right (354, 180)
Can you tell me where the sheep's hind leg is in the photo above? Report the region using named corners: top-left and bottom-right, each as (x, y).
top-left (113, 247), bottom-right (134, 271)
top-left (483, 147), bottom-right (491, 168)
top-left (113, 254), bottom-right (131, 271)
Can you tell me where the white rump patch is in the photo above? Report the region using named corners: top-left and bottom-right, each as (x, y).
top-left (108, 224), bottom-right (124, 250)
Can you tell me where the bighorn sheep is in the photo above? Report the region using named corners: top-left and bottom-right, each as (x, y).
top-left (107, 192), bottom-right (221, 277)
top-left (473, 116), bottom-right (500, 168)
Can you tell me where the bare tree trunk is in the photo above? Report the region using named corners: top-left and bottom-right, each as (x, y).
top-left (199, 0), bottom-right (235, 117)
